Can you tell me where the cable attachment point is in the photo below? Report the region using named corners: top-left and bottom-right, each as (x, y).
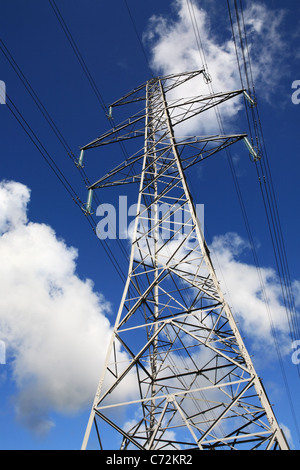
top-left (76, 149), bottom-right (85, 169)
top-left (202, 70), bottom-right (212, 84)
top-left (243, 137), bottom-right (261, 162)
top-left (107, 106), bottom-right (113, 120)
top-left (243, 90), bottom-right (256, 107)
top-left (82, 188), bottom-right (94, 216)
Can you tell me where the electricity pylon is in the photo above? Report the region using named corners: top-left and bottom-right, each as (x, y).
top-left (80, 70), bottom-right (289, 450)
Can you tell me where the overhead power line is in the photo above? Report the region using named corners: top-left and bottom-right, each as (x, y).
top-left (0, 40), bottom-right (128, 285)
top-left (3, 0), bottom-right (298, 445)
top-left (48, 0), bottom-right (108, 114)
top-left (124, 0), bottom-right (154, 77)
top-left (226, 0), bottom-right (300, 442)
top-left (227, 0), bottom-right (300, 356)
top-left (183, 0), bottom-right (299, 443)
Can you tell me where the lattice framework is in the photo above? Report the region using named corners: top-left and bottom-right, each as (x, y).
top-left (80, 71), bottom-right (289, 450)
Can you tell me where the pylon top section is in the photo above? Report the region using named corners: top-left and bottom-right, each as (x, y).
top-left (79, 70), bottom-right (247, 191)
top-left (81, 70), bottom-right (245, 151)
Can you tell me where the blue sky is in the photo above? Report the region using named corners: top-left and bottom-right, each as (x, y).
top-left (0, 0), bottom-right (300, 450)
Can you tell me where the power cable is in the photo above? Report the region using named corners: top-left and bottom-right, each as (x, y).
top-left (46, 0), bottom-right (300, 445)
top-left (184, 0), bottom-right (300, 442)
top-left (48, 0), bottom-right (134, 258)
top-left (0, 43), bottom-right (128, 285)
top-left (8, 0), bottom-right (296, 443)
top-left (4, 93), bottom-right (80, 204)
top-left (0, 40), bottom-right (72, 156)
top-left (227, 0), bottom-right (300, 441)
top-left (47, 0), bottom-right (157, 289)
top-left (186, 0), bottom-right (208, 73)
top-left (49, 0), bottom-right (300, 444)
top-left (124, 0), bottom-right (154, 77)
top-left (48, 0), bottom-right (130, 156)
top-left (231, 0), bottom-right (300, 353)
top-left (48, 0), bottom-right (108, 114)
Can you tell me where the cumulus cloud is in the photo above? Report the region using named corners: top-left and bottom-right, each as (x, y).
top-left (210, 232), bottom-right (293, 358)
top-left (0, 180), bottom-right (296, 438)
top-left (145, 0), bottom-right (238, 89)
top-left (144, 0), bottom-right (288, 133)
top-left (0, 180), bottom-right (119, 435)
top-left (130, 212), bottom-right (295, 362)
top-left (240, 3), bottom-right (288, 94)
top-left (0, 180), bottom-right (30, 232)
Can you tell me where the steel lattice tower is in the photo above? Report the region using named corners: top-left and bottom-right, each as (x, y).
top-left (80, 70), bottom-right (289, 450)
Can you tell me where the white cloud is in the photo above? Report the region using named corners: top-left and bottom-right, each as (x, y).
top-left (0, 180), bottom-right (126, 435)
top-left (293, 280), bottom-right (300, 308)
top-left (0, 180), bottom-right (30, 233)
top-left (0, 181), bottom-right (296, 439)
top-left (236, 2), bottom-right (288, 99)
top-left (144, 0), bottom-right (288, 134)
top-left (144, 0), bottom-right (241, 134)
top-left (210, 232), bottom-right (293, 358)
top-left (280, 422), bottom-right (294, 449)
top-left (129, 213), bottom-right (295, 361)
